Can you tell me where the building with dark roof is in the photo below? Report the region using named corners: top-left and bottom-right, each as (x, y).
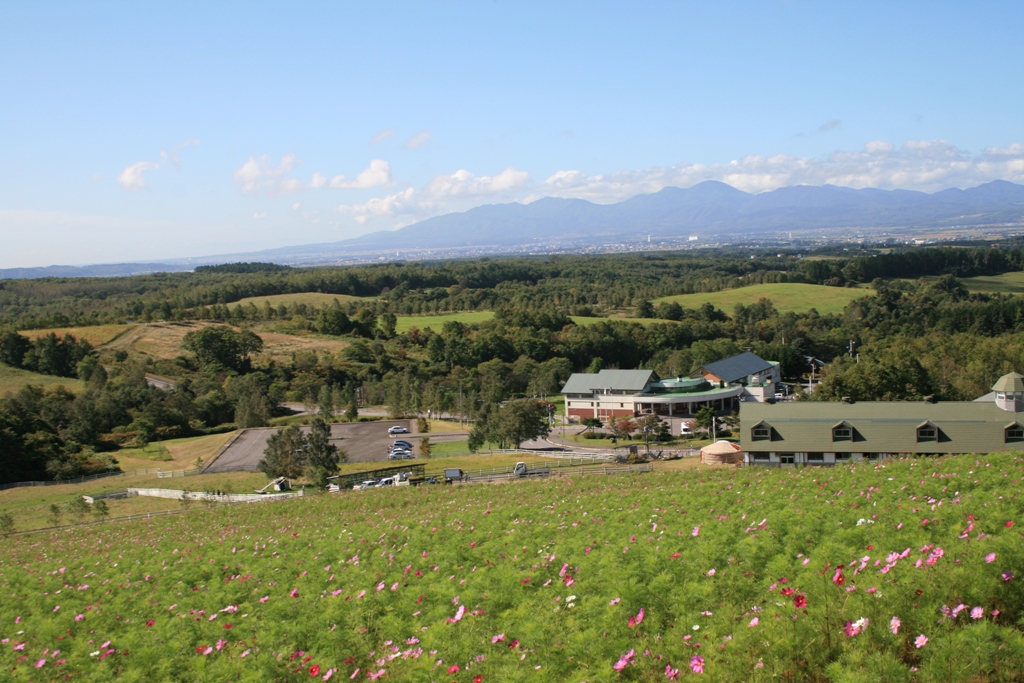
top-left (562, 352), bottom-right (779, 421)
top-left (740, 372), bottom-right (1024, 466)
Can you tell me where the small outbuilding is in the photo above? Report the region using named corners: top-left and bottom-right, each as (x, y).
top-left (700, 440), bottom-right (744, 464)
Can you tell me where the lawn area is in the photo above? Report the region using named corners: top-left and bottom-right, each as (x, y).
top-left (394, 310), bottom-right (495, 333)
top-left (654, 282), bottom-right (871, 315)
top-left (114, 431), bottom-right (238, 471)
top-left (915, 271), bottom-right (1024, 294)
top-left (232, 292), bottom-right (374, 308)
top-left (0, 364), bottom-right (84, 395)
top-left (17, 323), bottom-right (134, 346)
top-left (2, 452), bottom-right (1020, 681)
top-left (100, 321), bottom-right (349, 363)
top-left (0, 470), bottom-right (266, 532)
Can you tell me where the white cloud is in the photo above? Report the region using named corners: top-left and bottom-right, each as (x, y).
top-left (233, 155), bottom-right (391, 194)
top-left (535, 140), bottom-right (1024, 202)
top-left (253, 211), bottom-right (267, 220)
top-left (233, 153), bottom-right (301, 194)
top-left (372, 129), bottom-right (396, 143)
top-left (328, 159), bottom-right (392, 189)
top-left (336, 166), bottom-right (530, 225)
top-left (117, 161), bottom-right (160, 191)
top-left (404, 130), bottom-right (431, 149)
top-left (291, 202), bottom-right (301, 210)
top-left (159, 138), bottom-right (200, 166)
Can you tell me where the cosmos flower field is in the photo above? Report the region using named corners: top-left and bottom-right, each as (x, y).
top-left (3, 453), bottom-right (1024, 682)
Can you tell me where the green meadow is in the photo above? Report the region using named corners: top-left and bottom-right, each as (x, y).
top-left (655, 282), bottom-right (871, 315)
top-left (394, 310), bottom-right (495, 333)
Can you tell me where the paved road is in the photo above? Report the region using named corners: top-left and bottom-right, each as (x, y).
top-left (204, 420), bottom-right (469, 472)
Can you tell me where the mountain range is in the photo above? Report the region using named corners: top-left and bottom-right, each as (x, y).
top-left (337, 179), bottom-right (1024, 249)
top-left (3, 180), bottom-right (1024, 279)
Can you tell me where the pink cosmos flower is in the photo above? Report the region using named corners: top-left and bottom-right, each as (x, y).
top-left (970, 607), bottom-right (984, 620)
top-left (665, 664), bottom-right (680, 679)
top-left (322, 669), bottom-right (334, 681)
top-left (749, 617), bottom-right (759, 627)
top-left (1003, 571), bottom-right (1015, 583)
top-left (35, 659), bottom-right (46, 668)
top-left (985, 553), bottom-right (997, 563)
top-left (75, 614), bottom-right (85, 622)
top-left (915, 634), bottom-right (928, 649)
top-left (890, 616), bottom-right (901, 634)
top-left (367, 670), bottom-right (386, 681)
top-left (491, 634), bottom-right (505, 644)
top-left (259, 596), bottom-right (270, 603)
top-left (448, 664), bottom-right (460, 674)
top-left (628, 608), bottom-right (645, 628)
top-left (448, 605), bottom-right (466, 623)
top-left (290, 588), bottom-right (300, 598)
top-left (689, 655), bottom-right (704, 674)
top-left (349, 669), bottom-right (359, 679)
top-left (692, 526), bottom-right (700, 537)
top-left (609, 597), bottom-right (621, 606)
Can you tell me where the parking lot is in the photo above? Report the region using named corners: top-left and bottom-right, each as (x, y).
top-left (204, 419), bottom-right (468, 472)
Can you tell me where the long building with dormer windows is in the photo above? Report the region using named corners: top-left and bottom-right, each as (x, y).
top-left (739, 372), bottom-right (1024, 466)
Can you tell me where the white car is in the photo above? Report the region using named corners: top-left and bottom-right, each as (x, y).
top-left (389, 449), bottom-right (414, 460)
top-left (388, 425), bottom-right (409, 435)
top-left (353, 480), bottom-right (378, 490)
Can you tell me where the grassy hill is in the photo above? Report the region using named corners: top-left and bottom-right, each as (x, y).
top-left (0, 364), bottom-right (84, 395)
top-left (655, 282), bottom-right (871, 315)
top-left (0, 452), bottom-right (1019, 681)
top-left (232, 292), bottom-right (375, 308)
top-left (17, 324), bottom-right (134, 346)
top-left (394, 310), bottom-right (495, 333)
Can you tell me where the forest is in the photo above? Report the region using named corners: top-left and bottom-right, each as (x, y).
top-left (5, 245), bottom-right (1024, 484)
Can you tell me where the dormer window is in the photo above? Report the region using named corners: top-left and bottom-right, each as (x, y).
top-left (832, 421), bottom-right (853, 441)
top-left (1006, 422), bottom-right (1024, 443)
top-left (751, 421), bottom-right (771, 441)
top-left (917, 422), bottom-right (938, 442)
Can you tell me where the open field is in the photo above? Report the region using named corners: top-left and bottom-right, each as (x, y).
top-left (17, 324), bottom-right (134, 346)
top-left (99, 322), bottom-right (349, 363)
top-left (394, 310), bottom-right (495, 333)
top-left (114, 431), bottom-right (238, 471)
top-left (232, 292), bottom-right (374, 308)
top-left (655, 282), bottom-right (871, 315)
top-left (0, 364), bottom-right (84, 395)
top-left (915, 271), bottom-right (1024, 294)
top-left (2, 451), bottom-right (1022, 681)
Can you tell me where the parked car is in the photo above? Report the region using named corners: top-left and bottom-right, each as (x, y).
top-left (388, 426), bottom-right (409, 435)
top-left (391, 440), bottom-right (413, 449)
top-left (388, 449), bottom-right (414, 460)
top-left (353, 480), bottom-right (378, 490)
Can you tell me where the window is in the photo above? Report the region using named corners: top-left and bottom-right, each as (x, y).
top-left (865, 453), bottom-right (881, 461)
top-left (779, 454), bottom-right (795, 464)
top-left (753, 452), bottom-right (770, 461)
top-left (917, 426), bottom-right (937, 442)
top-left (832, 427), bottom-right (851, 440)
top-left (807, 453), bottom-right (824, 462)
top-left (1006, 425), bottom-right (1024, 443)
top-left (835, 452), bottom-right (851, 461)
top-left (751, 422), bottom-right (771, 441)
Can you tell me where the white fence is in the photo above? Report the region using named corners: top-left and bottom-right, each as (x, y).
top-left (127, 487), bottom-right (304, 503)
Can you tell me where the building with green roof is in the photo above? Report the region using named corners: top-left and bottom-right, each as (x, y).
top-left (739, 372), bottom-right (1024, 466)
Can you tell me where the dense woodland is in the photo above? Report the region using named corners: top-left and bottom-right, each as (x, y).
top-left (6, 246), bottom-right (1024, 484)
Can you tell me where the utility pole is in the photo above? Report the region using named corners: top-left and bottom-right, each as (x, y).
top-left (848, 339), bottom-right (856, 358)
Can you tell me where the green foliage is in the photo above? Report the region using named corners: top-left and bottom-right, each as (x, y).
top-left (92, 500), bottom-right (109, 519)
top-left (1, 453), bottom-right (1024, 680)
top-left (419, 435), bottom-right (430, 459)
top-left (181, 325), bottom-right (263, 372)
top-left (66, 497), bottom-right (90, 522)
top-left (304, 417), bottom-right (341, 487)
top-left (258, 425), bottom-right (306, 480)
top-left (47, 503), bottom-right (62, 527)
top-left (0, 511), bottom-right (14, 537)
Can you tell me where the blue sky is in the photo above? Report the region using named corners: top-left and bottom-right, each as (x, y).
top-left (2, 1), bottom-right (1023, 267)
